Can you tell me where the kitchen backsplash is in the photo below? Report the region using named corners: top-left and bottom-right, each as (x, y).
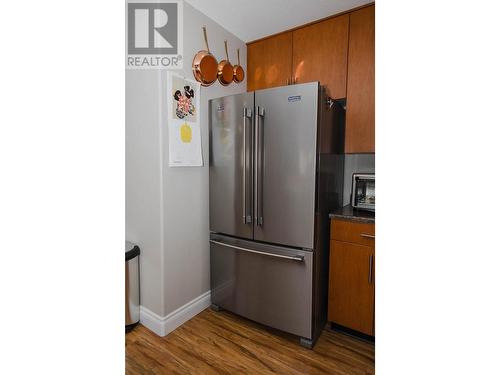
top-left (343, 154), bottom-right (375, 206)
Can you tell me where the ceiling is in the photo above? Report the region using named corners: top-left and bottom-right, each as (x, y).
top-left (185, 0), bottom-right (373, 42)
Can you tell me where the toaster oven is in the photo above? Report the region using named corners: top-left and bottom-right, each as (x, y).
top-left (351, 173), bottom-right (375, 211)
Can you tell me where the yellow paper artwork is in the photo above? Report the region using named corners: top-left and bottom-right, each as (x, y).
top-left (180, 122), bottom-right (192, 143)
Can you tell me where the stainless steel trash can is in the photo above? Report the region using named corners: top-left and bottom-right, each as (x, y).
top-left (125, 241), bottom-right (140, 332)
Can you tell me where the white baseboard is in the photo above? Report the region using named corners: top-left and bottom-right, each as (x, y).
top-left (139, 290), bottom-right (211, 337)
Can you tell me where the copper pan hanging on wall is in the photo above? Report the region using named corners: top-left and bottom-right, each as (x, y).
top-left (192, 26), bottom-right (218, 86)
top-left (232, 49), bottom-right (245, 83)
top-left (217, 40), bottom-right (233, 86)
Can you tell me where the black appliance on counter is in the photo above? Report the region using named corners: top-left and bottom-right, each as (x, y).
top-left (351, 173), bottom-right (375, 212)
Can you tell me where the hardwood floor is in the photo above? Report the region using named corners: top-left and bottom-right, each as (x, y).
top-left (126, 309), bottom-right (374, 374)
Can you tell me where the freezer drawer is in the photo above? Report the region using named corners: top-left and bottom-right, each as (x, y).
top-left (210, 234), bottom-right (313, 339)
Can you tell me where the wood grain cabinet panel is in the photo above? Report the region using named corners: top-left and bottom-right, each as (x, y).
top-left (331, 219), bottom-right (375, 247)
top-left (246, 4), bottom-right (375, 151)
top-left (345, 5), bottom-right (375, 153)
top-left (292, 15), bottom-right (349, 99)
top-left (328, 239), bottom-right (375, 335)
top-left (247, 32), bottom-right (292, 91)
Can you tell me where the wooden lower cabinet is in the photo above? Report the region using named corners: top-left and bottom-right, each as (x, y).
top-left (328, 220), bottom-right (375, 336)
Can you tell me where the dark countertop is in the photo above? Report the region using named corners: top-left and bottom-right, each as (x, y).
top-left (329, 205), bottom-right (375, 224)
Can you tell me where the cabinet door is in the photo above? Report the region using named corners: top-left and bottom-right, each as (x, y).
top-left (345, 5), bottom-right (375, 153)
top-left (247, 32), bottom-right (292, 91)
top-left (328, 240), bottom-right (374, 335)
top-left (292, 15), bottom-right (349, 99)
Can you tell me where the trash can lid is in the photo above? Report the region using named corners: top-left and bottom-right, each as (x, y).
top-left (126, 241), bottom-right (140, 261)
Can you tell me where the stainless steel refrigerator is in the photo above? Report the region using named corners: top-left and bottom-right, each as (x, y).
top-left (209, 82), bottom-right (345, 348)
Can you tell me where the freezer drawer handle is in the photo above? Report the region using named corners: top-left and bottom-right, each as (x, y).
top-left (210, 240), bottom-right (304, 262)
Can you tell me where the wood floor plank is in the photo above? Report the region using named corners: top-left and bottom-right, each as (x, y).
top-left (126, 309), bottom-right (375, 375)
top-left (199, 313), bottom-right (350, 375)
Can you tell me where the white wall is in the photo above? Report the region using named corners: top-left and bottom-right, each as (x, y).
top-left (126, 1), bottom-right (247, 322)
top-left (126, 70), bottom-right (164, 315)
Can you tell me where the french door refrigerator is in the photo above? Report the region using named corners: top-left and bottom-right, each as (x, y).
top-left (209, 82), bottom-right (345, 348)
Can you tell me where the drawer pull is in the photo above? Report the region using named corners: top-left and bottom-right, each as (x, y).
top-left (368, 255), bottom-right (373, 284)
top-left (210, 240), bottom-right (304, 262)
top-left (360, 233), bottom-right (375, 239)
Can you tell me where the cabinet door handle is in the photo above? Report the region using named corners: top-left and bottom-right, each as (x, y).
top-left (361, 233), bottom-right (375, 239)
top-left (368, 255), bottom-right (373, 284)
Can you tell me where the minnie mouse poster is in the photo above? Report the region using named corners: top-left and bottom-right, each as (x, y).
top-left (168, 74), bottom-right (202, 167)
top-left (173, 85), bottom-right (196, 120)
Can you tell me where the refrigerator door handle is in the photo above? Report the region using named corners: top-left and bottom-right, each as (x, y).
top-left (255, 106), bottom-right (265, 226)
top-left (210, 240), bottom-right (304, 262)
top-left (242, 108), bottom-right (252, 224)
top-left (254, 106), bottom-right (259, 225)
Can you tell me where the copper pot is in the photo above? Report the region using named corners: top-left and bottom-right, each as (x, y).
top-left (217, 41), bottom-right (233, 86)
top-left (233, 49), bottom-right (245, 83)
top-left (192, 26), bottom-right (218, 86)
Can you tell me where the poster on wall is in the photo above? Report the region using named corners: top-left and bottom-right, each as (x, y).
top-left (167, 72), bottom-right (203, 167)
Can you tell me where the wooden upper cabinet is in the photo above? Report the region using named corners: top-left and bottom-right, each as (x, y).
top-left (247, 3), bottom-right (375, 153)
top-left (292, 15), bottom-right (349, 99)
top-left (247, 32), bottom-right (292, 91)
top-left (345, 5), bottom-right (375, 153)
